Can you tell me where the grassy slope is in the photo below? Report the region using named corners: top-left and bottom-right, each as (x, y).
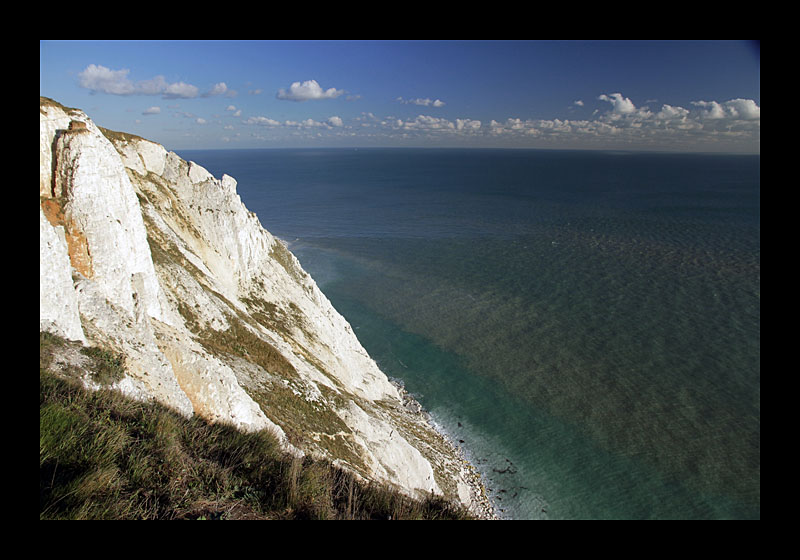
top-left (40, 332), bottom-right (473, 520)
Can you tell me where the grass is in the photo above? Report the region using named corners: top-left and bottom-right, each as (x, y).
top-left (196, 316), bottom-right (299, 381)
top-left (79, 346), bottom-right (126, 385)
top-left (98, 126), bottom-right (149, 145)
top-left (269, 240), bottom-right (308, 285)
top-left (40, 96), bottom-right (81, 116)
top-left (40, 332), bottom-right (474, 520)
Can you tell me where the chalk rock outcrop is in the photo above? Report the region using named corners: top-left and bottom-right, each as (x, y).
top-left (39, 97), bottom-right (487, 512)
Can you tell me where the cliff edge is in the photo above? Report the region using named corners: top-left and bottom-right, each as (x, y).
top-left (39, 97), bottom-right (493, 517)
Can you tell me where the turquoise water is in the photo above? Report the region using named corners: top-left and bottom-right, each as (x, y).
top-left (179, 148), bottom-right (760, 519)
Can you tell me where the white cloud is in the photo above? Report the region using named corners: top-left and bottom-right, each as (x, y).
top-left (245, 116), bottom-right (282, 127)
top-left (206, 82), bottom-right (228, 97)
top-left (488, 120), bottom-right (507, 135)
top-left (135, 75), bottom-right (169, 96)
top-left (78, 64), bottom-right (136, 95)
top-left (77, 64), bottom-right (232, 99)
top-left (236, 89), bottom-right (757, 152)
top-left (598, 92), bottom-right (637, 114)
top-left (379, 115), bottom-right (486, 137)
top-left (397, 115), bottom-right (455, 131)
top-left (691, 99), bottom-right (761, 121)
top-left (142, 106), bottom-right (161, 115)
top-left (489, 117), bottom-right (574, 136)
top-left (725, 98), bottom-right (760, 120)
top-left (244, 114), bottom-right (344, 129)
top-left (397, 97), bottom-right (446, 107)
top-left (480, 94), bottom-right (759, 151)
top-left (456, 118), bottom-right (482, 131)
top-left (276, 79), bottom-right (345, 101)
top-left (77, 64), bottom-right (204, 99)
top-left (285, 118), bottom-right (324, 128)
top-left (656, 104), bottom-right (689, 121)
top-left (164, 81), bottom-right (200, 99)
top-left (692, 100), bottom-right (727, 119)
top-left (573, 100), bottom-right (584, 107)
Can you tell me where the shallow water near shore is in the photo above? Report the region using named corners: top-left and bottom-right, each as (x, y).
top-left (179, 148), bottom-right (760, 520)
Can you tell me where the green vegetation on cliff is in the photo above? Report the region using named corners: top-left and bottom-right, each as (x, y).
top-left (40, 332), bottom-right (473, 520)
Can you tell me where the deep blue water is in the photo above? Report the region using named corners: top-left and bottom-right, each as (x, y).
top-left (178, 148), bottom-right (760, 520)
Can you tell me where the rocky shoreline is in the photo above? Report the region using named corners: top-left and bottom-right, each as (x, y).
top-left (390, 379), bottom-right (501, 520)
top-left (456, 448), bottom-right (502, 520)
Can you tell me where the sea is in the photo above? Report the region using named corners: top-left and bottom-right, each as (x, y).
top-left (176, 147), bottom-right (760, 520)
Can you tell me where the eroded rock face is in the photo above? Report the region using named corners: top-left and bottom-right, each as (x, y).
top-left (39, 206), bottom-right (85, 343)
top-left (53, 122), bottom-right (163, 321)
top-left (38, 97), bottom-right (488, 513)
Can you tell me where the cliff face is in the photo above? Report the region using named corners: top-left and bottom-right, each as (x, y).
top-left (39, 97), bottom-right (488, 513)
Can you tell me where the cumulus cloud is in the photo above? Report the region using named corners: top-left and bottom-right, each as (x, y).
top-left (481, 93), bottom-right (759, 151)
top-left (374, 115), bottom-right (484, 137)
top-left (77, 64), bottom-right (233, 99)
top-left (142, 106), bottom-right (161, 115)
top-left (692, 98), bottom-right (760, 120)
top-left (692, 100), bottom-right (727, 119)
top-left (456, 118), bottom-right (482, 131)
top-left (245, 116), bottom-right (282, 127)
top-left (656, 104), bottom-right (689, 121)
top-left (284, 118), bottom-right (330, 128)
top-left (598, 92), bottom-right (637, 114)
top-left (725, 98), bottom-right (760, 120)
top-left (244, 114), bottom-right (345, 129)
top-left (276, 79), bottom-right (345, 101)
top-left (394, 115), bottom-right (456, 131)
top-left (239, 89), bottom-right (758, 151)
top-left (397, 97), bottom-right (446, 107)
top-left (206, 82), bottom-right (229, 97)
top-left (78, 64), bottom-right (137, 95)
top-left (164, 82), bottom-right (200, 99)
top-left (489, 117), bottom-right (574, 136)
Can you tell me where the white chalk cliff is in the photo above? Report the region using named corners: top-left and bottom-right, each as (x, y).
top-left (39, 97), bottom-right (488, 513)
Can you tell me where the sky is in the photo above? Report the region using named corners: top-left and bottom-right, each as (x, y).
top-left (40, 40), bottom-right (760, 153)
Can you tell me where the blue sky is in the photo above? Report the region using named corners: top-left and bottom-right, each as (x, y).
top-left (40, 40), bottom-right (760, 153)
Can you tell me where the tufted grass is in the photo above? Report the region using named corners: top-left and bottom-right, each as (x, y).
top-left (40, 332), bottom-right (474, 520)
